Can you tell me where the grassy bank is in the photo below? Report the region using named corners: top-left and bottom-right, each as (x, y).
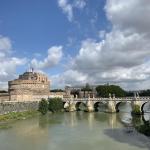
top-left (0, 111), bottom-right (39, 122)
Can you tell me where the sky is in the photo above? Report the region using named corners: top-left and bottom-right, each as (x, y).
top-left (0, 0), bottom-right (150, 90)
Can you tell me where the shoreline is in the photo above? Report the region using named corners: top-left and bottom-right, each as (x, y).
top-left (0, 110), bottom-right (39, 129)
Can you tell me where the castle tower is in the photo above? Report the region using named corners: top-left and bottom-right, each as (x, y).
top-left (8, 71), bottom-right (50, 101)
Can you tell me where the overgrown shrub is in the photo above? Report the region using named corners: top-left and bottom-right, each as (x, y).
top-left (132, 105), bottom-right (141, 115)
top-left (48, 98), bottom-right (63, 112)
top-left (38, 99), bottom-right (48, 115)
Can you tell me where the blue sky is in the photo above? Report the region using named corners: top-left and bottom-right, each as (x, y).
top-left (0, 0), bottom-right (150, 90)
top-left (0, 0), bottom-right (107, 59)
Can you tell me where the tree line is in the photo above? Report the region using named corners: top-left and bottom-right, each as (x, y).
top-left (96, 85), bottom-right (150, 97)
top-left (49, 85), bottom-right (150, 98)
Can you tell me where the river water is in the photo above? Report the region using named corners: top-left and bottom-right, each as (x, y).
top-left (0, 104), bottom-right (150, 150)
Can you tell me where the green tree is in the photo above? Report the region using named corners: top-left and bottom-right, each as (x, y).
top-left (96, 84), bottom-right (126, 97)
top-left (48, 98), bottom-right (63, 112)
top-left (139, 89), bottom-right (150, 96)
top-left (38, 99), bottom-right (48, 115)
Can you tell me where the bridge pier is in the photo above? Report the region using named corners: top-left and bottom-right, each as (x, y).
top-left (86, 96), bottom-right (94, 112)
top-left (68, 96), bottom-right (76, 112)
top-left (68, 102), bottom-right (76, 112)
top-left (106, 94), bottom-right (116, 113)
top-left (131, 92), bottom-right (142, 115)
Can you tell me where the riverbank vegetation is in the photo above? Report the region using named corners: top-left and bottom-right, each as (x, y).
top-left (48, 98), bottom-right (63, 112)
top-left (38, 99), bottom-right (48, 115)
top-left (0, 111), bottom-right (38, 122)
top-left (131, 105), bottom-right (142, 115)
top-left (38, 98), bottom-right (63, 115)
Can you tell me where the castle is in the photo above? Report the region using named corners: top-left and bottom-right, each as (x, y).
top-left (8, 70), bottom-right (50, 101)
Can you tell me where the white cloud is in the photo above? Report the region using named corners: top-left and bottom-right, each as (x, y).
top-left (0, 36), bottom-right (12, 59)
top-left (31, 46), bottom-right (63, 69)
top-left (57, 0), bottom-right (86, 21)
top-left (50, 69), bottom-right (88, 89)
top-left (54, 0), bottom-right (150, 90)
top-left (0, 35), bottom-right (27, 89)
top-left (58, 0), bottom-right (73, 21)
top-left (74, 0), bottom-right (86, 9)
top-left (105, 0), bottom-right (150, 33)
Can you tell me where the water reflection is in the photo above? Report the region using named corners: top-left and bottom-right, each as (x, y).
top-left (118, 113), bottom-right (132, 125)
top-left (117, 102), bottom-right (132, 113)
top-left (0, 111), bottom-right (149, 150)
top-left (108, 114), bottom-right (118, 128)
top-left (143, 102), bottom-right (150, 113)
top-left (144, 113), bottom-right (150, 121)
top-left (87, 113), bottom-right (95, 129)
top-left (104, 127), bottom-right (150, 149)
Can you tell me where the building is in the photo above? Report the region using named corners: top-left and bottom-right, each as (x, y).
top-left (8, 70), bottom-right (50, 101)
top-left (64, 84), bottom-right (97, 98)
top-left (49, 92), bottom-right (65, 98)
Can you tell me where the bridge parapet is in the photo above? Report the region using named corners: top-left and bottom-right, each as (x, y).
top-left (62, 97), bottom-right (150, 102)
top-left (62, 95), bottom-right (150, 113)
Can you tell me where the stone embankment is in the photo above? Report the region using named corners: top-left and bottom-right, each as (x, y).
top-left (0, 101), bottom-right (39, 114)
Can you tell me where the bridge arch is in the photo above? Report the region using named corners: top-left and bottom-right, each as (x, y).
top-left (94, 102), bottom-right (106, 112)
top-left (141, 101), bottom-right (149, 113)
top-left (115, 101), bottom-right (131, 112)
top-left (75, 102), bottom-right (86, 111)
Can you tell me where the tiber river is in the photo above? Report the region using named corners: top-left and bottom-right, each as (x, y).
top-left (0, 103), bottom-right (150, 150)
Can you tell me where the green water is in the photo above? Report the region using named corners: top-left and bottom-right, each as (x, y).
top-left (0, 103), bottom-right (150, 150)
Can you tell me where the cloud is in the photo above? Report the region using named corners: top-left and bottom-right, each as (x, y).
top-left (54, 0), bottom-right (150, 90)
top-left (74, 0), bottom-right (86, 9)
top-left (31, 46), bottom-right (63, 69)
top-left (0, 35), bottom-right (12, 58)
top-left (57, 0), bottom-right (86, 21)
top-left (58, 0), bottom-right (73, 21)
top-left (0, 35), bottom-right (27, 89)
top-left (105, 0), bottom-right (150, 33)
top-left (50, 69), bottom-right (88, 89)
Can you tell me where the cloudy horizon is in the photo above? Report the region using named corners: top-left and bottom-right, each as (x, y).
top-left (0, 0), bottom-right (150, 91)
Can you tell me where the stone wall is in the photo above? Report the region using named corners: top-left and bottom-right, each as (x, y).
top-left (0, 101), bottom-right (39, 114)
top-left (0, 93), bottom-right (9, 102)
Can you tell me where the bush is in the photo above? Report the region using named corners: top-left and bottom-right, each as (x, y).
top-left (38, 99), bottom-right (48, 115)
top-left (132, 105), bottom-right (141, 115)
top-left (48, 98), bottom-right (63, 112)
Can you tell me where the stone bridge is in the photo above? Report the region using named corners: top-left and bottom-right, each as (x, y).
top-left (62, 94), bottom-right (150, 113)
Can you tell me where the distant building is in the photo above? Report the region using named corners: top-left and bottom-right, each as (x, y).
top-left (64, 85), bottom-right (97, 98)
top-left (8, 70), bottom-right (50, 101)
top-left (49, 92), bottom-right (65, 98)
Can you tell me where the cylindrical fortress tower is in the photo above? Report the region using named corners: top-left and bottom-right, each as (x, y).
top-left (8, 71), bottom-right (50, 101)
